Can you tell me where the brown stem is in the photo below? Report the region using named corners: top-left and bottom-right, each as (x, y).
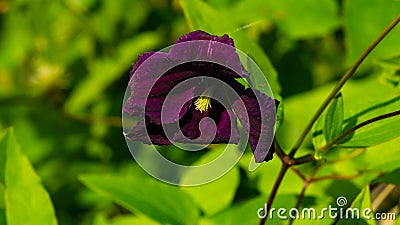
top-left (293, 153), bottom-right (315, 165)
top-left (290, 167), bottom-right (307, 181)
top-left (311, 172), bottom-right (363, 182)
top-left (258, 162), bottom-right (290, 225)
top-left (322, 109), bottom-right (400, 151)
top-left (288, 179), bottom-right (311, 225)
top-left (59, 109), bottom-right (122, 127)
top-left (288, 14), bottom-right (400, 158)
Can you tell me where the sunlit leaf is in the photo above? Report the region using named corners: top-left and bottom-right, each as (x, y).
top-left (79, 174), bottom-right (199, 225)
top-left (180, 0), bottom-right (281, 97)
top-left (344, 0), bottom-right (400, 66)
top-left (324, 93), bottom-right (344, 143)
top-left (180, 145), bottom-right (240, 216)
top-left (180, 0), bottom-right (235, 34)
top-left (2, 129), bottom-right (58, 225)
top-left (277, 74), bottom-right (400, 149)
top-left (111, 215), bottom-right (161, 225)
top-left (232, 0), bottom-right (340, 39)
top-left (0, 183), bottom-right (4, 225)
top-left (231, 32), bottom-right (281, 97)
top-left (311, 111), bottom-right (327, 151)
top-left (330, 137), bottom-right (400, 189)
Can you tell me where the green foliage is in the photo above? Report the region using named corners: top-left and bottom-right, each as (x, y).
top-left (0, 129), bottom-right (58, 225)
top-left (79, 174), bottom-right (199, 225)
top-left (237, 0), bottom-right (340, 39)
top-left (64, 32), bottom-right (161, 113)
top-left (180, 0), bottom-right (281, 97)
top-left (0, 0), bottom-right (399, 225)
top-left (180, 146), bottom-right (240, 216)
top-left (324, 93), bottom-right (344, 143)
top-left (344, 0), bottom-right (400, 66)
top-left (337, 186), bottom-right (375, 225)
top-left (373, 168), bottom-right (400, 185)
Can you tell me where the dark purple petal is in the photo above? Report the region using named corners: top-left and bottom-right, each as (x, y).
top-left (174, 109), bottom-right (213, 143)
top-left (176, 30), bottom-right (235, 47)
top-left (233, 89), bottom-right (277, 162)
top-left (130, 52), bottom-right (155, 79)
top-left (124, 68), bottom-right (198, 117)
top-left (175, 101), bottom-right (240, 144)
top-left (214, 109), bottom-right (240, 143)
top-left (145, 86), bottom-right (196, 125)
top-left (126, 121), bottom-right (171, 145)
top-left (170, 31), bottom-right (247, 79)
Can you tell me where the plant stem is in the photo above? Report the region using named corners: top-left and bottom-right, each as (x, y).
top-left (288, 14), bottom-right (400, 158)
top-left (60, 110), bottom-right (123, 127)
top-left (288, 179), bottom-right (310, 225)
top-left (311, 172), bottom-right (363, 182)
top-left (322, 109), bottom-right (400, 151)
top-left (293, 153), bottom-right (315, 165)
top-left (258, 163), bottom-right (289, 225)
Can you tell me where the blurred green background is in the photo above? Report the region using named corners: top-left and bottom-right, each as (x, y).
top-left (1, 0), bottom-right (399, 225)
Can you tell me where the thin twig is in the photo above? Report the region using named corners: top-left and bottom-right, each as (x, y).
top-left (288, 179), bottom-right (311, 225)
top-left (290, 167), bottom-right (307, 181)
top-left (258, 163), bottom-right (289, 225)
top-left (326, 148), bottom-right (365, 164)
top-left (60, 109), bottom-right (122, 127)
top-left (287, 163), bottom-right (323, 224)
top-left (288, 14), bottom-right (400, 158)
top-left (321, 109), bottom-right (400, 151)
top-left (311, 172), bottom-right (363, 182)
top-left (293, 153), bottom-right (315, 165)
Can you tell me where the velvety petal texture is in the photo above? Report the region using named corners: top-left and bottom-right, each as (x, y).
top-left (233, 89), bottom-right (278, 162)
top-left (124, 30), bottom-right (278, 162)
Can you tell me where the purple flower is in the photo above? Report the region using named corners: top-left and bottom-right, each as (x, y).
top-left (123, 30), bottom-right (278, 162)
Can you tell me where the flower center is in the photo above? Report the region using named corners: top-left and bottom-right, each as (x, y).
top-left (194, 96), bottom-right (212, 113)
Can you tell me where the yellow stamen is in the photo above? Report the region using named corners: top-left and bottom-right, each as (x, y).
top-left (194, 96), bottom-right (212, 113)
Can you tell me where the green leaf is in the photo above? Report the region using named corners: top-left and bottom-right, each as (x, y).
top-left (0, 184), bottom-right (3, 209)
top-left (92, 214), bottom-right (161, 225)
top-left (0, 183), bottom-right (4, 225)
top-left (180, 0), bottom-right (235, 34)
top-left (79, 174), bottom-right (199, 225)
top-left (255, 156), bottom-right (304, 196)
top-left (207, 194), bottom-right (295, 225)
top-left (344, 0), bottom-right (400, 66)
top-left (330, 137), bottom-right (400, 184)
top-left (337, 86), bottom-right (399, 148)
top-left (0, 131), bottom-right (6, 184)
top-left (92, 214), bottom-right (109, 225)
top-left (180, 0), bottom-right (281, 98)
top-left (64, 32), bottom-right (160, 113)
top-left (266, 0), bottom-right (340, 39)
top-left (180, 145), bottom-right (240, 216)
top-left (373, 168), bottom-right (400, 185)
top-left (277, 74), bottom-right (400, 149)
top-left (231, 32), bottom-right (281, 97)
top-left (324, 93), bottom-right (344, 143)
top-left (337, 185), bottom-right (375, 225)
top-left (311, 110), bottom-right (327, 151)
top-left (231, 0), bottom-right (340, 39)
top-left (2, 129), bottom-right (58, 225)
top-left (111, 215), bottom-right (161, 225)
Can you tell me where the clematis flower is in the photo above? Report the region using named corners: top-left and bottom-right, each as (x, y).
top-left (123, 30), bottom-right (278, 162)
